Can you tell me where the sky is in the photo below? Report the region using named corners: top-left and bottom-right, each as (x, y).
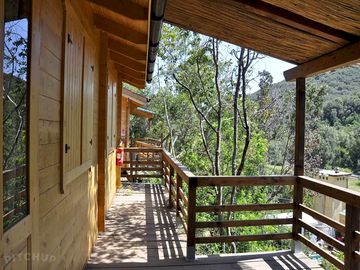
top-left (3, 19), bottom-right (29, 80)
top-left (248, 56), bottom-right (295, 93)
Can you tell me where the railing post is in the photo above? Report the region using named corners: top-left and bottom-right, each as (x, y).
top-left (176, 174), bottom-right (183, 217)
top-left (344, 204), bottom-right (360, 270)
top-left (186, 177), bottom-right (197, 261)
top-left (168, 166), bottom-right (174, 208)
top-left (162, 153), bottom-right (166, 186)
top-left (292, 177), bottom-right (303, 253)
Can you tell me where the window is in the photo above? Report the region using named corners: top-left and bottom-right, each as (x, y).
top-left (2, 0), bottom-right (31, 231)
top-left (62, 3), bottom-right (94, 188)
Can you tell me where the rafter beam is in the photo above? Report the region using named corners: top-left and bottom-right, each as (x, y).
top-left (108, 37), bottom-right (147, 61)
top-left (120, 73), bottom-right (145, 87)
top-left (94, 15), bottom-right (147, 45)
top-left (109, 51), bottom-right (146, 72)
top-left (123, 79), bottom-right (144, 89)
top-left (233, 0), bottom-right (358, 44)
top-left (284, 41), bottom-right (360, 81)
top-left (89, 0), bottom-right (148, 20)
top-left (114, 63), bottom-right (145, 81)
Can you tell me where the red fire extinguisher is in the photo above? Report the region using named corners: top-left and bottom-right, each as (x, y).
top-left (116, 147), bottom-right (124, 166)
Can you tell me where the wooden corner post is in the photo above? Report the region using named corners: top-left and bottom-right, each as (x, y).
top-left (116, 74), bottom-right (123, 188)
top-left (187, 177), bottom-right (197, 261)
top-left (293, 77), bottom-right (305, 253)
top-left (344, 204), bottom-right (360, 270)
top-left (97, 31), bottom-right (108, 232)
top-left (294, 77), bottom-right (306, 176)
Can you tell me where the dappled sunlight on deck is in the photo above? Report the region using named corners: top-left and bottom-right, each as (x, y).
top-left (87, 183), bottom-right (186, 264)
top-left (87, 183), bottom-right (322, 270)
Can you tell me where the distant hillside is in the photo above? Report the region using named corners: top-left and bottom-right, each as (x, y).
top-left (263, 64), bottom-right (360, 99)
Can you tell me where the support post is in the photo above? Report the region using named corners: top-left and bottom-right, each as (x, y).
top-left (116, 74), bottom-right (123, 188)
top-left (294, 77), bottom-right (306, 176)
top-left (292, 77), bottom-right (305, 252)
top-left (344, 204), bottom-right (360, 270)
top-left (186, 177), bottom-right (197, 261)
top-left (97, 31), bottom-right (108, 232)
top-left (176, 173), bottom-right (183, 217)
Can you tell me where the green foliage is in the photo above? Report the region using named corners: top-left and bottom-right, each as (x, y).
top-left (3, 19), bottom-right (29, 231)
top-left (132, 24), bottom-right (359, 257)
top-left (266, 65), bottom-right (360, 173)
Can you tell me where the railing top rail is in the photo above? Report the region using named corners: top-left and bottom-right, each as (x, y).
top-left (162, 149), bottom-right (195, 182)
top-left (194, 175), bottom-right (296, 187)
top-left (133, 137), bottom-right (161, 141)
top-left (133, 140), bottom-right (162, 148)
top-left (299, 175), bottom-right (360, 208)
top-left (124, 147), bottom-right (163, 152)
top-left (3, 164), bottom-right (27, 183)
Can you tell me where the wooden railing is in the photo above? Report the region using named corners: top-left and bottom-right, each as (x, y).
top-left (132, 138), bottom-right (162, 147)
top-left (124, 144), bottom-right (360, 268)
top-left (190, 176), bottom-right (295, 246)
top-left (3, 165), bottom-right (28, 229)
top-left (294, 176), bottom-right (360, 270)
top-left (162, 150), bottom-right (194, 236)
top-left (123, 147), bottom-right (163, 181)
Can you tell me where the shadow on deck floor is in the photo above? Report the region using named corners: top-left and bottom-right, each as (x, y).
top-left (87, 183), bottom-right (322, 270)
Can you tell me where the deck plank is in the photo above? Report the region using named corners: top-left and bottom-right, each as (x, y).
top-left (87, 183), bottom-right (322, 269)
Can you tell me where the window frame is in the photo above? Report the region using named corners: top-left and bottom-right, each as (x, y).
top-left (2, 0), bottom-right (31, 232)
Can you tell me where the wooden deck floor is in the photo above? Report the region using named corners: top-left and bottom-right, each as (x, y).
top-left (87, 183), bottom-right (323, 270)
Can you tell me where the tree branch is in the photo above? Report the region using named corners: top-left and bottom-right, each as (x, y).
top-left (173, 73), bottom-right (217, 133)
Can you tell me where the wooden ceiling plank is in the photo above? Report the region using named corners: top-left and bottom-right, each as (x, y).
top-left (89, 0), bottom-right (148, 20)
top-left (123, 79), bottom-right (145, 89)
top-left (165, 0), bottom-right (340, 64)
top-left (233, 0), bottom-right (357, 44)
top-left (108, 37), bottom-right (147, 61)
top-left (120, 73), bottom-right (145, 89)
top-left (114, 63), bottom-right (145, 80)
top-left (284, 41), bottom-right (360, 81)
top-left (94, 15), bottom-right (147, 45)
top-left (116, 67), bottom-right (145, 81)
top-left (120, 73), bottom-right (145, 85)
top-left (109, 51), bottom-right (146, 72)
top-left (262, 0), bottom-right (360, 37)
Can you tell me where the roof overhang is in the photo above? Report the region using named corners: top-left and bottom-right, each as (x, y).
top-left (130, 106), bottom-right (155, 119)
top-left (164, 0), bottom-right (360, 81)
top-left (122, 88), bottom-right (154, 119)
top-left (88, 0), bottom-right (151, 89)
top-left (87, 0), bottom-right (360, 85)
top-left (123, 88), bottom-right (149, 106)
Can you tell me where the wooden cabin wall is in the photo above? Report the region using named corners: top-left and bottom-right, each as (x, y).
top-left (0, 0), bottom-right (121, 268)
top-left (36, 0), bottom-right (100, 269)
